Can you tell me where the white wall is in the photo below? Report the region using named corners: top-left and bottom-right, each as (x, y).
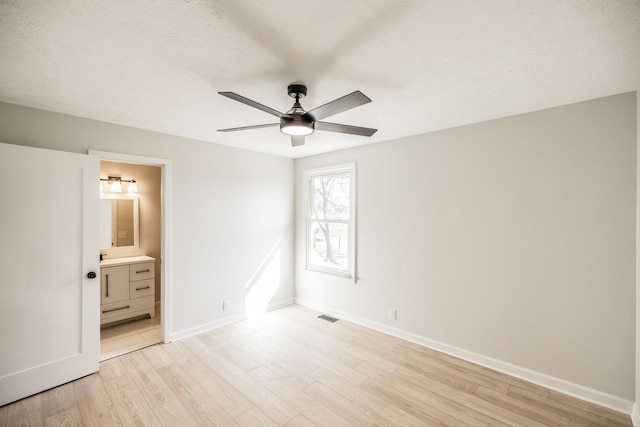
top-left (295, 93), bottom-right (636, 405)
top-left (0, 102), bottom-right (295, 336)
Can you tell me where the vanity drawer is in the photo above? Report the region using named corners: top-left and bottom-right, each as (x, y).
top-left (130, 262), bottom-right (154, 281)
top-left (130, 278), bottom-right (154, 298)
top-left (101, 295), bottom-right (155, 322)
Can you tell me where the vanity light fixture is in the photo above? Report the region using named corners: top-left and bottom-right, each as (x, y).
top-left (127, 180), bottom-right (138, 193)
top-left (100, 176), bottom-right (138, 193)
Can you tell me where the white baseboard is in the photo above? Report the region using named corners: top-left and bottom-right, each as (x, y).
top-left (169, 297), bottom-right (295, 342)
top-left (264, 297), bottom-right (296, 312)
top-left (295, 297), bottom-right (634, 415)
top-left (632, 403), bottom-right (640, 427)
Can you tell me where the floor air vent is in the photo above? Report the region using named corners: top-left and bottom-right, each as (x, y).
top-left (318, 314), bottom-right (338, 323)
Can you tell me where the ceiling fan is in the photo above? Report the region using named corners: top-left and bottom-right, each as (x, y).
top-left (218, 84), bottom-right (377, 147)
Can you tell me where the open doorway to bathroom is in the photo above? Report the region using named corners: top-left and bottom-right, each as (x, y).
top-left (97, 159), bottom-right (164, 360)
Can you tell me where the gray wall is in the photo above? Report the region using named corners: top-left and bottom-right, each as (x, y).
top-left (295, 92), bottom-right (636, 402)
top-left (0, 102), bottom-right (295, 335)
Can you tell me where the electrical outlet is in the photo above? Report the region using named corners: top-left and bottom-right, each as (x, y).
top-left (388, 308), bottom-right (397, 320)
top-left (223, 300), bottom-right (231, 311)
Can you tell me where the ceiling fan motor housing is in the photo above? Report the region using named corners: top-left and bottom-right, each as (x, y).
top-left (287, 84), bottom-right (307, 98)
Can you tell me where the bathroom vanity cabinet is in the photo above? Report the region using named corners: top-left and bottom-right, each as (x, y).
top-left (100, 256), bottom-right (155, 325)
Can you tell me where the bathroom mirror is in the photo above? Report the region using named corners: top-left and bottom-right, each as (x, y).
top-left (99, 194), bottom-right (139, 251)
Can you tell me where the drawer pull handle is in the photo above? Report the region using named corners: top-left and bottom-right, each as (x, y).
top-left (136, 269), bottom-right (150, 274)
top-left (105, 274), bottom-right (109, 297)
top-left (102, 305), bottom-right (130, 313)
top-left (136, 286), bottom-right (150, 291)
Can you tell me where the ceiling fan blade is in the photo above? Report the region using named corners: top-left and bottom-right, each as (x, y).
top-left (304, 91), bottom-right (371, 121)
top-left (315, 121), bottom-right (377, 137)
top-left (219, 92), bottom-right (285, 118)
top-left (291, 135), bottom-right (305, 147)
top-left (218, 123), bottom-right (279, 132)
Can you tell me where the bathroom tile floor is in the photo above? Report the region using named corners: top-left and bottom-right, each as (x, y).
top-left (100, 305), bottom-right (161, 361)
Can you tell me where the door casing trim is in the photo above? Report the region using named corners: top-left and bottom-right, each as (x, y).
top-left (89, 150), bottom-right (171, 345)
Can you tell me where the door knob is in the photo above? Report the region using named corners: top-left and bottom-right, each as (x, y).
top-left (87, 271), bottom-right (97, 279)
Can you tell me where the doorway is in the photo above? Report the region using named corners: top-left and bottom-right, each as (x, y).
top-left (89, 150), bottom-right (172, 360)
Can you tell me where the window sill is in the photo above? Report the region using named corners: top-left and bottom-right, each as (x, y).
top-left (304, 267), bottom-right (357, 283)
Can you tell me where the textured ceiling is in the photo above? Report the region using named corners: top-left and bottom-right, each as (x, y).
top-left (1, 1), bottom-right (639, 158)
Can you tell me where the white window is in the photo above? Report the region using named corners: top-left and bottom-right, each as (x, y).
top-left (305, 163), bottom-right (356, 277)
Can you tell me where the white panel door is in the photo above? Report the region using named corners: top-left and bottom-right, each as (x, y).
top-left (0, 142), bottom-right (100, 406)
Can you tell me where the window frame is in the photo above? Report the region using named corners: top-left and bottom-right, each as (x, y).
top-left (304, 163), bottom-right (356, 279)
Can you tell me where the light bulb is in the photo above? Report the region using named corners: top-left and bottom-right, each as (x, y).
top-left (281, 123), bottom-right (314, 136)
top-left (111, 180), bottom-right (122, 193)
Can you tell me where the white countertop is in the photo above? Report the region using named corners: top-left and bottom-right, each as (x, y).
top-left (100, 255), bottom-right (155, 267)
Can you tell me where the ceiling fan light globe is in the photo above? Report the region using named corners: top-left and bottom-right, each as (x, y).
top-left (280, 118), bottom-right (314, 136)
top-left (281, 124), bottom-right (313, 136)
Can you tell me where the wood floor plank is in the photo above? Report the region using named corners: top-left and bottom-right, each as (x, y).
top-left (310, 366), bottom-right (451, 427)
top-left (354, 360), bottom-right (397, 381)
top-left (304, 381), bottom-right (387, 427)
top-left (235, 407), bottom-right (279, 427)
top-left (304, 349), bottom-right (368, 385)
top-left (43, 381), bottom-right (77, 418)
top-left (399, 359), bottom-right (480, 395)
top-left (120, 352), bottom-right (176, 408)
top-left (199, 331), bottom-right (262, 373)
top-left (99, 358), bottom-right (128, 381)
top-left (243, 347), bottom-right (317, 391)
top-left (152, 398), bottom-right (201, 427)
top-left (251, 336), bottom-right (319, 379)
top-left (368, 339), bottom-right (512, 394)
top-left (184, 359), bottom-right (253, 418)
top-left (141, 344), bottom-right (174, 370)
top-left (73, 374), bottom-right (122, 427)
top-left (201, 358), bottom-right (298, 426)
top-left (384, 369), bottom-right (549, 427)
top-left (281, 327), bottom-right (365, 370)
top-left (548, 390), bottom-right (633, 426)
top-left (156, 362), bottom-right (239, 426)
top-left (283, 414), bottom-right (316, 427)
top-left (6, 393), bottom-right (44, 427)
top-left (179, 336), bottom-right (216, 360)
top-left (158, 362), bottom-right (236, 426)
top-left (160, 341), bottom-right (199, 365)
top-left (475, 385), bottom-right (586, 426)
top-left (103, 374), bottom-right (161, 427)
top-left (401, 341), bottom-right (537, 395)
top-left (0, 403), bottom-right (8, 427)
top-left (508, 385), bottom-right (632, 427)
top-left (177, 388), bottom-right (239, 426)
top-left (155, 363), bottom-right (200, 397)
top-left (259, 376), bottom-right (352, 427)
top-left (44, 407), bottom-right (83, 427)
top-left (201, 351), bottom-right (247, 378)
top-left (373, 373), bottom-right (498, 427)
top-left (359, 377), bottom-right (465, 426)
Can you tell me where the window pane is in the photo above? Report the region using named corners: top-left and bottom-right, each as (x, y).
top-left (311, 174), bottom-right (350, 220)
top-left (309, 222), bottom-right (349, 271)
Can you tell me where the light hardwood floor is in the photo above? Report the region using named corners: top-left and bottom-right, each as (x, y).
top-left (0, 304), bottom-right (632, 426)
top-left (100, 305), bottom-right (162, 361)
